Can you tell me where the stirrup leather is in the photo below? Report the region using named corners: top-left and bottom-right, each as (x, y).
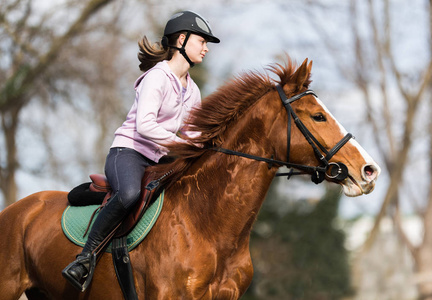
top-left (62, 252), bottom-right (97, 292)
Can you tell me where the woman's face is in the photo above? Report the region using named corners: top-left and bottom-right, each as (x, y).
top-left (181, 33), bottom-right (209, 64)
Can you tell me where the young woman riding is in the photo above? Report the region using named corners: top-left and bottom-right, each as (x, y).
top-left (62, 10), bottom-right (220, 291)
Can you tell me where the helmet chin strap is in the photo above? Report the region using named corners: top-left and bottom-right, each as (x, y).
top-left (161, 31), bottom-right (195, 67)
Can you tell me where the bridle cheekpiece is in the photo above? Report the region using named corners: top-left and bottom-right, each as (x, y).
top-left (212, 85), bottom-right (353, 184)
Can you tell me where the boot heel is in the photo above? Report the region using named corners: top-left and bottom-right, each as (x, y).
top-left (62, 252), bottom-right (97, 292)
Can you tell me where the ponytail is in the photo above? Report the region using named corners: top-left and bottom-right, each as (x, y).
top-left (137, 33), bottom-right (183, 72)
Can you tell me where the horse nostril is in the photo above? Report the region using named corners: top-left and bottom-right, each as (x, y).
top-left (363, 164), bottom-right (379, 181)
top-left (365, 166), bottom-right (374, 176)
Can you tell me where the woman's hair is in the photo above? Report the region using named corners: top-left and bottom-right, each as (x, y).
top-left (138, 32), bottom-right (183, 72)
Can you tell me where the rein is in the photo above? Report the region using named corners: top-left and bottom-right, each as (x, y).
top-left (212, 85), bottom-right (353, 184)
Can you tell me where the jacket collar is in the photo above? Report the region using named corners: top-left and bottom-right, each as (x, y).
top-left (134, 61), bottom-right (194, 99)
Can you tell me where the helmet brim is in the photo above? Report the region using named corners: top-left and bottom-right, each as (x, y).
top-left (198, 33), bottom-right (220, 44)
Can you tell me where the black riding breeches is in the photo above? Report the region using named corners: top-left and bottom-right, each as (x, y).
top-left (104, 147), bottom-right (155, 210)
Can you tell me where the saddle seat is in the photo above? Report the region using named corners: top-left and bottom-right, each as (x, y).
top-left (88, 172), bottom-right (157, 238)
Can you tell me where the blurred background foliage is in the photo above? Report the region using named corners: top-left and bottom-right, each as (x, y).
top-left (244, 183), bottom-right (352, 299)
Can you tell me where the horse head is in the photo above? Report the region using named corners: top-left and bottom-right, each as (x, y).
top-left (270, 58), bottom-right (380, 196)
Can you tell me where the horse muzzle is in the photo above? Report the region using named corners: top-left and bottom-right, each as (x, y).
top-left (342, 162), bottom-right (381, 197)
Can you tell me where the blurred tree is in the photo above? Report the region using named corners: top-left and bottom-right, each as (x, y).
top-left (308, 0), bottom-right (432, 298)
top-left (0, 0), bottom-right (121, 207)
top-left (243, 180), bottom-right (352, 300)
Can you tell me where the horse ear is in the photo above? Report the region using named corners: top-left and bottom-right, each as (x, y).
top-left (292, 58), bottom-right (312, 89)
top-left (307, 60), bottom-right (313, 75)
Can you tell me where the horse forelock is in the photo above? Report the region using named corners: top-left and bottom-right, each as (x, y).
top-left (150, 57), bottom-right (307, 187)
top-left (269, 57), bottom-right (312, 91)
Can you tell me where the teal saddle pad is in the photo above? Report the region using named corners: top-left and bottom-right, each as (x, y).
top-left (61, 191), bottom-right (164, 252)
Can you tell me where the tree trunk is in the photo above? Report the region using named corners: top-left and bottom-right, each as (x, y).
top-left (1, 107), bottom-right (20, 206)
top-left (416, 65), bottom-right (432, 299)
top-left (0, 0), bottom-right (115, 207)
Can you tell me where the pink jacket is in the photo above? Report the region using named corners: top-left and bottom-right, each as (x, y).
top-left (111, 61), bottom-right (201, 162)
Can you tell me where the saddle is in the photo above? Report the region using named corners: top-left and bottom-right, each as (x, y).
top-left (87, 172), bottom-right (158, 237)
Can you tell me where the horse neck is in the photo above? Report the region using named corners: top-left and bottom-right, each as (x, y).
top-left (178, 156), bottom-right (276, 245)
top-left (177, 96), bottom-right (280, 244)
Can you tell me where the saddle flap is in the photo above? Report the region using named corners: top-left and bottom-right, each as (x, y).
top-left (114, 172), bottom-right (157, 237)
top-left (88, 172), bottom-right (158, 238)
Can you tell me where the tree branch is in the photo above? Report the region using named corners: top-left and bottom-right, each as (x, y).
top-left (0, 0), bottom-right (115, 111)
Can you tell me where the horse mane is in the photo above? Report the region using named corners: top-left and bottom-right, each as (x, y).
top-left (149, 57), bottom-right (310, 188)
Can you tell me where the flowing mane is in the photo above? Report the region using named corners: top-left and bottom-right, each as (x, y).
top-left (150, 57), bottom-right (310, 187)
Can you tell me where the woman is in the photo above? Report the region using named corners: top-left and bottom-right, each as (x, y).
top-left (62, 10), bottom-right (220, 291)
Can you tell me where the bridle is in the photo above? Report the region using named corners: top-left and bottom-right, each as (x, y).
top-left (212, 85), bottom-right (353, 184)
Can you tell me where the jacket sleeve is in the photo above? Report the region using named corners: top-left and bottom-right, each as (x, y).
top-left (135, 70), bottom-right (183, 144)
top-left (179, 88), bottom-right (202, 141)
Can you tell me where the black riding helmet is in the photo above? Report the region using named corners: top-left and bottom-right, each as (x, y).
top-left (161, 11), bottom-right (220, 67)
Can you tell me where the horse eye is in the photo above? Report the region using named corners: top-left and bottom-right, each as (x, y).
top-left (312, 113), bottom-right (326, 122)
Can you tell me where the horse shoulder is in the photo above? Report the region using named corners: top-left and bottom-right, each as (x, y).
top-left (0, 190), bottom-right (68, 298)
top-left (130, 198), bottom-right (219, 298)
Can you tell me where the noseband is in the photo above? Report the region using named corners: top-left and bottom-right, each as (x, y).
top-left (212, 85), bottom-right (353, 184)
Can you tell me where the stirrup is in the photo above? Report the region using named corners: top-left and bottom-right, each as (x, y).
top-left (62, 252), bottom-right (97, 292)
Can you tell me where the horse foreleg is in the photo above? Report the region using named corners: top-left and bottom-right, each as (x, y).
top-left (25, 287), bottom-right (51, 300)
top-left (214, 247), bottom-right (254, 300)
top-left (214, 269), bottom-right (253, 300)
top-left (0, 199), bottom-right (38, 299)
top-left (0, 274), bottom-right (29, 300)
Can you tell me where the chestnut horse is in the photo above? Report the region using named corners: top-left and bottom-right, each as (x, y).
top-left (0, 58), bottom-right (379, 299)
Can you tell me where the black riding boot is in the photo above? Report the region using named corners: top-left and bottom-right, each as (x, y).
top-left (62, 193), bottom-right (128, 291)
